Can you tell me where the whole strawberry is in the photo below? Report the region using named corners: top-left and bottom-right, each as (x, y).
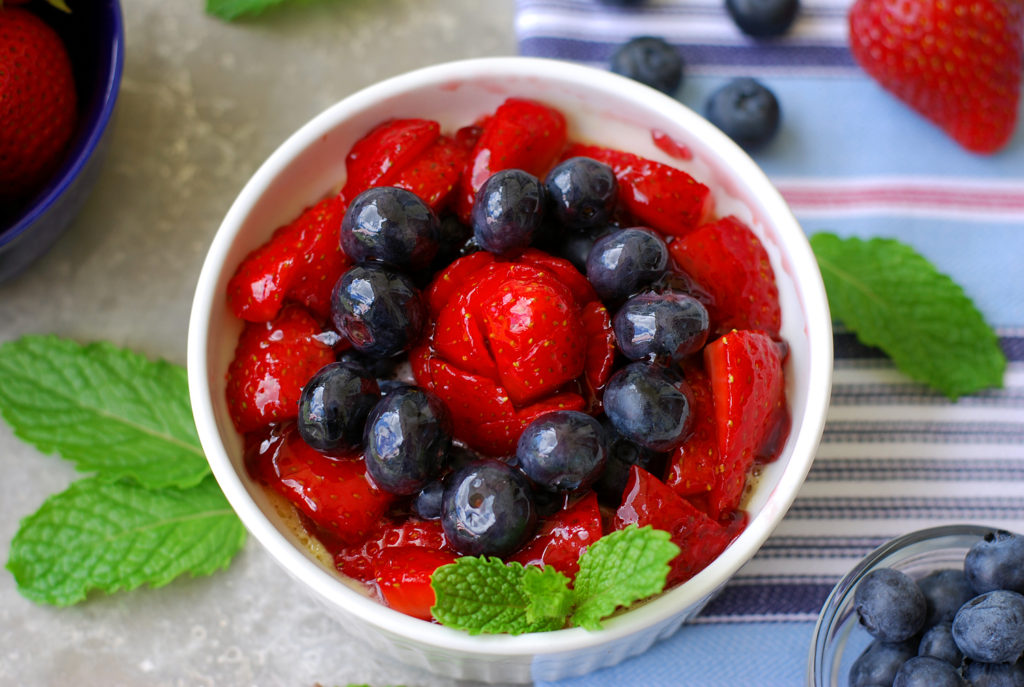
top-left (0, 6), bottom-right (77, 200)
top-left (848, 0), bottom-right (1023, 154)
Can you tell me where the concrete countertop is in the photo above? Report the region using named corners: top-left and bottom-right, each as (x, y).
top-left (0, 1), bottom-right (518, 685)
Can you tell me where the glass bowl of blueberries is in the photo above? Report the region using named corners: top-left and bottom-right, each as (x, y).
top-left (808, 524), bottom-right (1024, 687)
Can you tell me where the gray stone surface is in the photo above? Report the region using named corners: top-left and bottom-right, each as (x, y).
top-left (0, 1), bottom-right (517, 685)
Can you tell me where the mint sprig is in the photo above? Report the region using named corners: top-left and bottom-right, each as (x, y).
top-left (0, 336), bottom-right (208, 489)
top-left (7, 476), bottom-right (246, 606)
top-left (205, 0), bottom-right (291, 20)
top-left (431, 525), bottom-right (680, 634)
top-left (811, 233), bottom-right (1005, 399)
top-left (1, 336), bottom-right (245, 605)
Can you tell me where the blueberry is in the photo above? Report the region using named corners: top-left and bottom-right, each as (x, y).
top-left (430, 213), bottom-right (473, 272)
top-left (593, 419), bottom-right (665, 506)
top-left (919, 623), bottom-right (963, 666)
top-left (610, 36), bottom-right (684, 94)
top-left (849, 639), bottom-right (917, 687)
top-left (516, 410), bottom-right (608, 492)
top-left (603, 361), bottom-right (694, 452)
top-left (586, 227), bottom-right (669, 304)
top-left (544, 157), bottom-right (618, 231)
top-left (893, 656), bottom-right (968, 687)
top-left (705, 77), bottom-right (781, 151)
top-left (965, 530), bottom-right (1024, 594)
top-left (854, 568), bottom-right (927, 643)
top-left (441, 459), bottom-right (537, 557)
top-left (363, 387), bottom-right (453, 495)
top-left (340, 186), bottom-right (440, 271)
top-left (471, 168), bottom-right (546, 257)
top-left (296, 360), bottom-right (380, 453)
top-left (964, 659), bottom-right (1024, 687)
top-left (413, 479), bottom-right (445, 520)
top-left (613, 290), bottom-right (709, 363)
top-left (952, 590), bottom-right (1024, 664)
top-left (919, 568), bottom-right (977, 627)
top-left (725, 0), bottom-right (799, 37)
top-left (331, 264), bottom-right (426, 358)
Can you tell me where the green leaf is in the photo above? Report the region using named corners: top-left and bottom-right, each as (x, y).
top-left (431, 557), bottom-right (567, 635)
top-left (6, 476), bottom-right (246, 606)
top-left (205, 0), bottom-right (290, 20)
top-left (810, 234), bottom-right (1006, 399)
top-left (570, 525), bottom-right (679, 630)
top-left (522, 565), bottom-right (573, 625)
top-left (0, 336), bottom-right (208, 489)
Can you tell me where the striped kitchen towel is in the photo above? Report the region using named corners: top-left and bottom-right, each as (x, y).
top-left (518, 1), bottom-right (1024, 685)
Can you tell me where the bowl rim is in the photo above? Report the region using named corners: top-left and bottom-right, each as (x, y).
top-left (0, 0), bottom-right (125, 248)
top-left (807, 523), bottom-right (996, 687)
top-left (188, 55), bottom-right (834, 658)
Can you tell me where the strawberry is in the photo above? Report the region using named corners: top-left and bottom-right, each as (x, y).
top-left (391, 134), bottom-right (472, 213)
top-left (226, 195), bottom-right (350, 322)
top-left (668, 215), bottom-right (781, 338)
top-left (614, 466), bottom-right (743, 585)
top-left (334, 517), bottom-right (450, 583)
top-left (0, 7), bottom-right (77, 201)
top-left (509, 491), bottom-right (603, 578)
top-left (563, 143), bottom-right (714, 239)
top-left (665, 364), bottom-right (719, 498)
top-left (339, 118), bottom-right (440, 204)
top-left (246, 425), bottom-right (395, 546)
top-left (225, 304), bottom-right (335, 434)
top-left (454, 98), bottom-right (568, 223)
top-left (374, 546), bottom-right (458, 621)
top-left (848, 0), bottom-right (1022, 154)
top-left (703, 329), bottom-right (789, 518)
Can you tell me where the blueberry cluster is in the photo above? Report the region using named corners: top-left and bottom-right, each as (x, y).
top-left (849, 529), bottom-right (1024, 687)
top-left (608, 0), bottom-right (793, 151)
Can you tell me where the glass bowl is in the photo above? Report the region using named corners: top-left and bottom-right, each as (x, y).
top-left (808, 523), bottom-right (995, 687)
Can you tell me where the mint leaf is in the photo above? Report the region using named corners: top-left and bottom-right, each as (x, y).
top-left (0, 336), bottom-right (208, 489)
top-left (205, 0), bottom-right (290, 20)
top-left (811, 234), bottom-right (1005, 399)
top-left (431, 557), bottom-right (567, 634)
top-left (6, 475), bottom-right (246, 606)
top-left (522, 565), bottom-right (573, 625)
top-left (570, 525), bottom-right (679, 630)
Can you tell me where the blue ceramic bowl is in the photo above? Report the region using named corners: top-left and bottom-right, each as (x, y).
top-left (0, 0), bottom-right (124, 283)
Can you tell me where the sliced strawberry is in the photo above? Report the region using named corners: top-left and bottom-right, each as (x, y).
top-left (425, 355), bottom-right (515, 426)
top-left (581, 300), bottom-right (616, 395)
top-left (848, 0), bottom-right (1022, 154)
top-left (703, 330), bottom-right (788, 518)
top-left (392, 134), bottom-right (471, 213)
top-left (564, 143), bottom-right (714, 239)
top-left (335, 517), bottom-right (450, 583)
top-left (665, 364), bottom-right (718, 498)
top-left (614, 466), bottom-right (743, 586)
top-left (227, 195), bottom-right (350, 322)
top-left (340, 118), bottom-right (440, 203)
top-left (247, 426), bottom-right (395, 546)
top-left (668, 215), bottom-right (781, 337)
top-left (424, 251), bottom-right (496, 317)
top-left (454, 98), bottom-right (568, 222)
top-left (509, 491), bottom-right (603, 578)
top-left (374, 546), bottom-right (459, 621)
top-left (225, 305), bottom-right (335, 434)
top-left (432, 287), bottom-right (500, 381)
top-left (478, 275), bottom-right (586, 406)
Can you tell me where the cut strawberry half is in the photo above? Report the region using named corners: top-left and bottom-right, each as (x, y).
top-left (454, 98), bottom-right (568, 222)
top-left (668, 215), bottom-right (781, 338)
top-left (665, 363), bottom-right (718, 498)
top-left (703, 329), bottom-right (789, 518)
top-left (335, 517), bottom-right (450, 583)
top-left (509, 491), bottom-right (603, 578)
top-left (564, 143), bottom-right (714, 239)
top-left (340, 118), bottom-right (440, 203)
top-left (392, 134), bottom-right (472, 213)
top-left (374, 546), bottom-right (459, 621)
top-left (225, 305), bottom-right (336, 434)
top-left (614, 466), bottom-right (743, 586)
